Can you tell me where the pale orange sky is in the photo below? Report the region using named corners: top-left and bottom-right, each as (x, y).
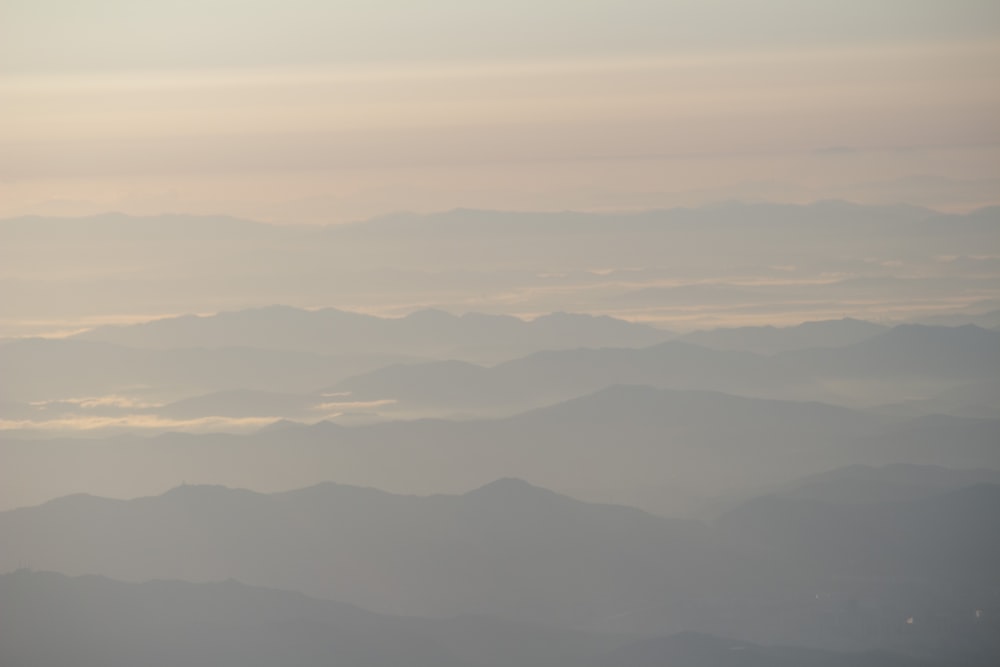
top-left (2, 1), bottom-right (999, 222)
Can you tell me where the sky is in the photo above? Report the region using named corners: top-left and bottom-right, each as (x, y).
top-left (2, 0), bottom-right (999, 223)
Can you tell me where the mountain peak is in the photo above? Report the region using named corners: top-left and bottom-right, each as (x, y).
top-left (464, 477), bottom-right (559, 501)
top-left (161, 483), bottom-right (256, 501)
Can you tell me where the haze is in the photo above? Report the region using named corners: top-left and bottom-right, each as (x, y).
top-left (1, 3), bottom-right (999, 667)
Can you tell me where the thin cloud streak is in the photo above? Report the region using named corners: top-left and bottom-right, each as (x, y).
top-left (0, 414), bottom-right (282, 433)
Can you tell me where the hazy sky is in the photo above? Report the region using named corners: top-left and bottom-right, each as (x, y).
top-left (2, 0), bottom-right (999, 222)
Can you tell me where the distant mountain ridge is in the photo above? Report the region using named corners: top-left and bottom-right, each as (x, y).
top-left (2, 385), bottom-right (997, 514)
top-left (4, 203), bottom-right (997, 339)
top-left (324, 323), bottom-right (1000, 417)
top-left (717, 483), bottom-right (1000, 587)
top-left (772, 463), bottom-right (1000, 505)
top-left (6, 319), bottom-right (996, 425)
top-left (73, 305), bottom-right (671, 361)
top-left (680, 318), bottom-right (887, 354)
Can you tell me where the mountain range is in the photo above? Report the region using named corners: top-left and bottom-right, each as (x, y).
top-left (6, 319), bottom-right (994, 424)
top-left (4, 203), bottom-right (998, 336)
top-left (73, 305), bottom-right (670, 362)
top-left (324, 323), bottom-right (1000, 418)
top-left (2, 471), bottom-right (997, 661)
top-left (2, 570), bottom-right (961, 667)
top-left (2, 385), bottom-right (997, 514)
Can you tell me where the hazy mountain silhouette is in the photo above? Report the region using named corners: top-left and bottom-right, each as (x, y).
top-left (2, 386), bottom-right (997, 514)
top-left (874, 379), bottom-right (1000, 419)
top-left (328, 359), bottom-right (503, 414)
top-left (767, 463), bottom-right (1000, 506)
top-left (667, 460), bottom-right (1000, 526)
top-left (715, 483), bottom-right (1000, 639)
top-left (3, 478), bottom-right (998, 659)
top-left (323, 324), bottom-right (1000, 418)
top-left (912, 308), bottom-right (1000, 328)
top-left (2, 571), bottom-right (958, 667)
top-left (774, 324), bottom-right (1000, 380)
top-left (5, 204), bottom-right (997, 338)
top-left (75, 305), bottom-right (670, 362)
top-left (0, 570), bottom-right (619, 667)
top-left (0, 479), bottom-right (717, 630)
top-left (7, 321), bottom-right (995, 427)
top-left (325, 341), bottom-right (771, 417)
top-left (680, 318), bottom-right (887, 355)
top-left (344, 203), bottom-right (941, 257)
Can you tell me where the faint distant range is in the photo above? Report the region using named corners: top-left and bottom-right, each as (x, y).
top-left (71, 304), bottom-right (892, 357)
top-left (2, 201), bottom-right (999, 337)
top-left (3, 384), bottom-right (997, 514)
top-left (73, 305), bottom-right (670, 361)
top-left (3, 317), bottom-right (996, 429)
top-left (679, 317), bottom-right (887, 355)
top-left (319, 321), bottom-right (1000, 418)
